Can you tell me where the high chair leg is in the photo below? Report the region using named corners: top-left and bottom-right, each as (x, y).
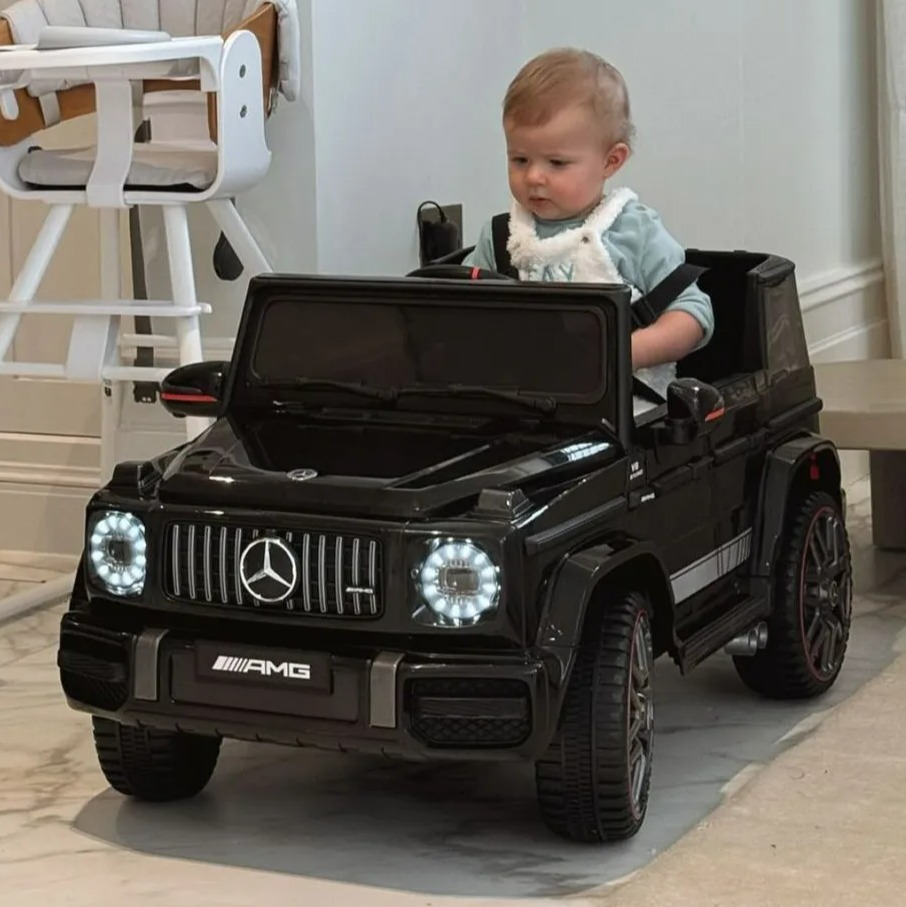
top-left (0, 203), bottom-right (73, 361)
top-left (99, 208), bottom-right (121, 300)
top-left (96, 209), bottom-right (121, 482)
top-left (163, 204), bottom-right (209, 442)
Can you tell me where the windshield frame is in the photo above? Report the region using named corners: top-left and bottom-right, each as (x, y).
top-left (224, 275), bottom-right (631, 432)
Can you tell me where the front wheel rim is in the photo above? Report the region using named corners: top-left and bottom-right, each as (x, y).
top-left (627, 615), bottom-right (654, 817)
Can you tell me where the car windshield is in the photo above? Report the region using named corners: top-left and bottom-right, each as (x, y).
top-left (249, 298), bottom-right (606, 401)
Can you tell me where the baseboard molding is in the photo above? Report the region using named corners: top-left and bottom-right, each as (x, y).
top-left (0, 482), bottom-right (94, 555)
top-left (808, 318), bottom-right (890, 362)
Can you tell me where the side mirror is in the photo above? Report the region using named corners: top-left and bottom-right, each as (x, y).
top-left (160, 360), bottom-right (228, 419)
top-left (663, 377), bottom-right (725, 444)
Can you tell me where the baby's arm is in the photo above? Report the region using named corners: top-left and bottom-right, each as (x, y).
top-left (632, 309), bottom-right (705, 370)
top-left (621, 206), bottom-right (714, 370)
top-left (461, 220), bottom-right (498, 270)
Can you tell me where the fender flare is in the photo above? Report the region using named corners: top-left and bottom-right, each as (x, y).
top-left (536, 539), bottom-right (675, 674)
top-left (751, 434), bottom-right (842, 579)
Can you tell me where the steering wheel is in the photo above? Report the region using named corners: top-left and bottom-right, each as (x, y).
top-left (406, 263), bottom-right (516, 281)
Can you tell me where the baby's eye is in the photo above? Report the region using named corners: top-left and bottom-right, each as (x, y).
top-left (550, 159), bottom-right (570, 168)
top-left (509, 156), bottom-right (528, 165)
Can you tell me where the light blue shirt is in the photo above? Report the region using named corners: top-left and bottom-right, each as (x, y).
top-left (463, 199), bottom-right (714, 348)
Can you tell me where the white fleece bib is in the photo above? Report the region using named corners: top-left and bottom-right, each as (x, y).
top-left (506, 188), bottom-right (676, 413)
top-left (507, 188), bottom-right (639, 292)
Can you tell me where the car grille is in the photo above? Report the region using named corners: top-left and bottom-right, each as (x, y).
top-left (163, 522), bottom-right (383, 617)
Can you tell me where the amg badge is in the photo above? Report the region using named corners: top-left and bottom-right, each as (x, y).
top-left (212, 655), bottom-right (311, 680)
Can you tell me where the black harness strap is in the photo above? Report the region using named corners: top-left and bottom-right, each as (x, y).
top-left (631, 262), bottom-right (709, 329)
top-left (491, 212), bottom-right (518, 278)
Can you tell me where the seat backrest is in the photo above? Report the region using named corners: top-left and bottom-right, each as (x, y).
top-left (676, 250), bottom-right (770, 384)
top-left (1, 1), bottom-right (267, 40)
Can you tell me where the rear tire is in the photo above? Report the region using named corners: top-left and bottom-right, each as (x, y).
top-left (535, 590), bottom-right (654, 843)
top-left (92, 717), bottom-right (221, 801)
top-left (734, 490), bottom-right (852, 699)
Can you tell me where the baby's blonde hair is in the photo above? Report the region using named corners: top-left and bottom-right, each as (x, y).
top-left (503, 48), bottom-right (635, 149)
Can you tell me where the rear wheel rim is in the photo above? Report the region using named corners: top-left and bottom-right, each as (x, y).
top-left (800, 506), bottom-right (851, 681)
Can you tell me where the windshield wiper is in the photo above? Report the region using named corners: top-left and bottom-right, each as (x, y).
top-left (268, 378), bottom-right (397, 402)
top-left (397, 384), bottom-right (557, 413)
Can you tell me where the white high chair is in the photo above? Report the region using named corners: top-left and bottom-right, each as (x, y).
top-left (0, 0), bottom-right (301, 479)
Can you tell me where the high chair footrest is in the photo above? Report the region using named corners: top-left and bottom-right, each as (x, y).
top-left (102, 365), bottom-right (175, 382)
top-left (0, 363), bottom-right (67, 378)
top-left (0, 301), bottom-right (211, 316)
top-left (0, 362), bottom-right (182, 382)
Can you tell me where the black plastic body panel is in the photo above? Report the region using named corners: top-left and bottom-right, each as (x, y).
top-left (59, 255), bottom-right (846, 764)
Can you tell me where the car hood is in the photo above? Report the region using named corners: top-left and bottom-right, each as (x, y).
top-left (155, 412), bottom-right (619, 519)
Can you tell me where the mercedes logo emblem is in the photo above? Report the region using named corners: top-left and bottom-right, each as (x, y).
top-left (288, 468), bottom-right (318, 482)
top-left (238, 537), bottom-right (298, 603)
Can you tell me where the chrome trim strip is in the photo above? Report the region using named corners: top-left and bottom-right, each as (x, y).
top-left (186, 525), bottom-right (196, 600)
top-left (218, 527), bottom-right (228, 603)
top-left (368, 540), bottom-right (378, 615)
top-left (202, 525), bottom-right (212, 602)
top-left (302, 533), bottom-right (312, 612)
top-left (352, 538), bottom-right (361, 616)
top-left (335, 536), bottom-right (344, 615)
top-left (234, 527), bottom-right (244, 605)
top-left (318, 535), bottom-right (327, 613)
top-left (171, 524), bottom-right (180, 597)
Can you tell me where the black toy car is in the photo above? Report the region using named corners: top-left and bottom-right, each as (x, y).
top-left (57, 251), bottom-right (853, 844)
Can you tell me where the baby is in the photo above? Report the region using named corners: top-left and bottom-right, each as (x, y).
top-left (464, 47), bottom-right (713, 412)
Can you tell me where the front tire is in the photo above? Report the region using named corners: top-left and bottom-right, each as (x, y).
top-left (535, 590), bottom-right (655, 843)
top-left (735, 490), bottom-right (852, 699)
top-left (92, 717), bottom-right (221, 801)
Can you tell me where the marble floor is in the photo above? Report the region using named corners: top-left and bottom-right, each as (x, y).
top-left (1, 479), bottom-right (905, 905)
top-left (0, 551), bottom-right (77, 601)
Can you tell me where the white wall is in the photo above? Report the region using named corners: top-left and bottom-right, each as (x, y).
top-left (302, 0), bottom-right (885, 360)
top-left (309, 0), bottom-right (525, 274)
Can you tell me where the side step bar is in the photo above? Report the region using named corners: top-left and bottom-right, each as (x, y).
top-left (677, 595), bottom-right (769, 673)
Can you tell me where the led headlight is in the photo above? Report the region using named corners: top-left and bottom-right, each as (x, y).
top-left (88, 511), bottom-right (147, 597)
top-left (416, 539), bottom-right (500, 627)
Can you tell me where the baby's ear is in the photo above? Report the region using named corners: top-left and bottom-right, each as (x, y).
top-left (603, 142), bottom-right (630, 178)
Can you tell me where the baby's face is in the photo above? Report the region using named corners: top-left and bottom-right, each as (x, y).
top-left (505, 105), bottom-right (623, 221)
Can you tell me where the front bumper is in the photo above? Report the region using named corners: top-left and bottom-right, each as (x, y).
top-left (57, 612), bottom-right (558, 761)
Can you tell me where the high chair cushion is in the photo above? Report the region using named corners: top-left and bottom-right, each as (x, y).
top-left (18, 144), bottom-right (217, 191)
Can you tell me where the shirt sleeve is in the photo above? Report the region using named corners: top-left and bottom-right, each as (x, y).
top-left (461, 219), bottom-right (497, 269)
top-left (609, 201), bottom-right (714, 349)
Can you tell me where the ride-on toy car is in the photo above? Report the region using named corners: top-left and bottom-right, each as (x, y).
top-left (57, 250), bottom-right (853, 844)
